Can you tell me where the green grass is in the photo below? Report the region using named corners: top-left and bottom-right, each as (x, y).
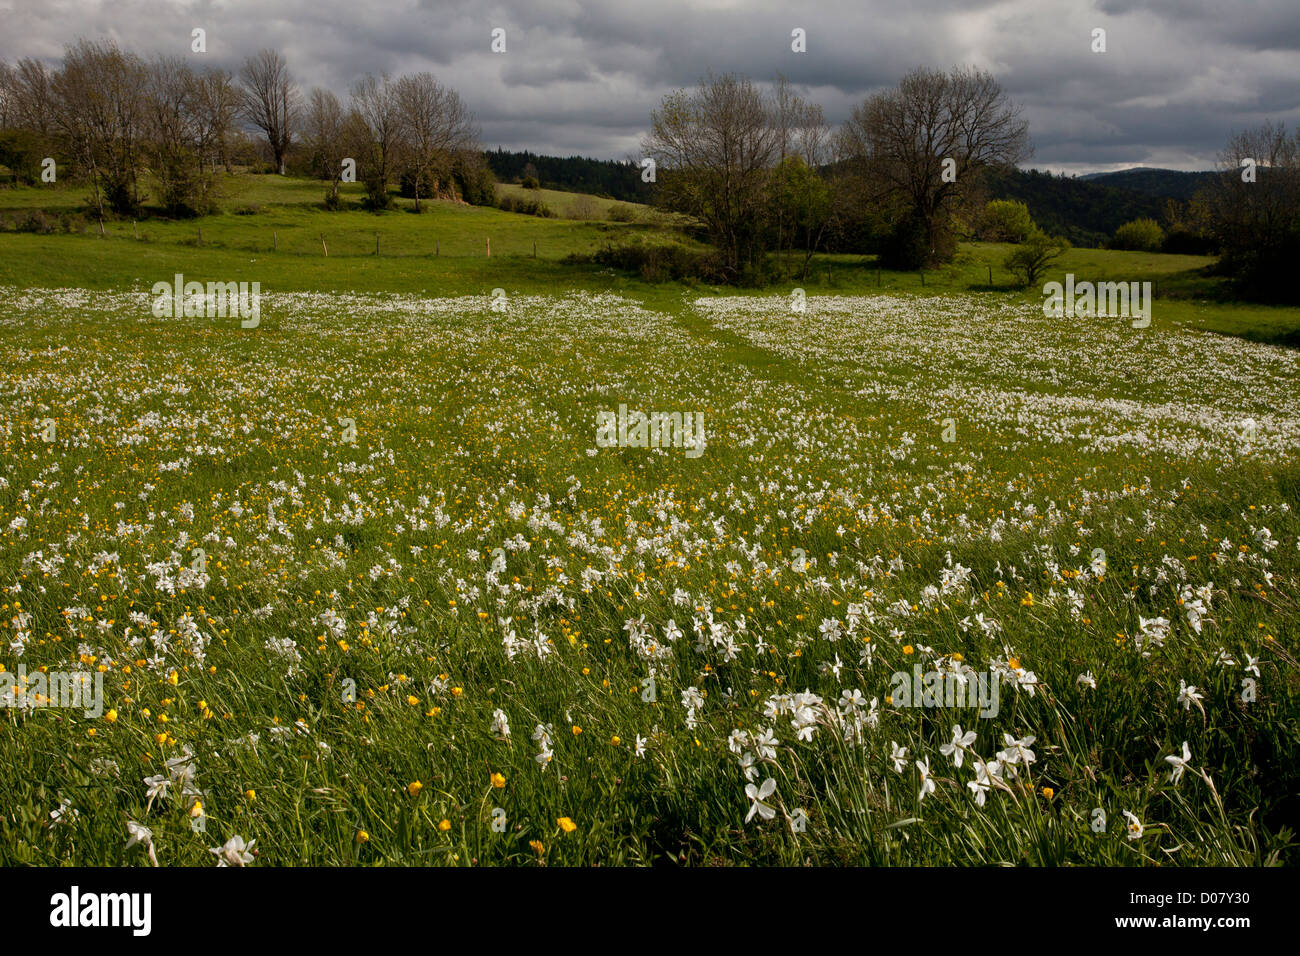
top-left (0, 173), bottom-right (1297, 867)
top-left (0, 279), bottom-right (1296, 866)
top-left (494, 183), bottom-right (651, 220)
top-left (5, 172), bottom-right (1298, 348)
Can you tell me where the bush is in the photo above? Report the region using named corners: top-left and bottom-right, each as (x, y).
top-left (1003, 227), bottom-right (1071, 287)
top-left (57, 212), bottom-right (88, 234)
top-left (362, 174), bottom-right (393, 211)
top-left (521, 175), bottom-right (540, 190)
top-left (1161, 228), bottom-right (1216, 256)
top-left (498, 195), bottom-right (555, 218)
top-left (977, 199), bottom-right (1034, 243)
top-left (453, 154), bottom-right (498, 207)
top-left (568, 195), bottom-right (598, 220)
top-left (606, 203), bottom-right (638, 223)
top-left (591, 238), bottom-right (709, 282)
top-left (16, 209), bottom-right (55, 234)
top-left (1112, 218), bottom-right (1165, 251)
top-left (235, 203), bottom-right (264, 215)
top-left (877, 214), bottom-right (954, 269)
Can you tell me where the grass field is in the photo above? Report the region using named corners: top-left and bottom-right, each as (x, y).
top-left (0, 177), bottom-right (1297, 866)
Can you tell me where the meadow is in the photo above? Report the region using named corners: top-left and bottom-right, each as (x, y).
top-left (0, 176), bottom-right (1297, 866)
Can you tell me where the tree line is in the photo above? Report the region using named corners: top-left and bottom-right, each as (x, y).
top-left (640, 69), bottom-right (1299, 299)
top-left (1, 44), bottom-right (1295, 301)
top-left (0, 40), bottom-right (492, 217)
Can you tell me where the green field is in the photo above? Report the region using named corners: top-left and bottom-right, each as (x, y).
top-left (0, 177), bottom-right (1297, 866)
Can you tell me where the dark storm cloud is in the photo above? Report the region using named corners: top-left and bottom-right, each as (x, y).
top-left (1, 0), bottom-right (1296, 172)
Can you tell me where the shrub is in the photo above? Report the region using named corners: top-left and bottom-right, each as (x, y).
top-left (606, 203), bottom-right (638, 223)
top-left (16, 209), bottom-right (55, 234)
top-left (1003, 227), bottom-right (1071, 287)
top-left (498, 195), bottom-right (555, 218)
top-left (521, 175), bottom-right (540, 190)
top-left (362, 173), bottom-right (393, 211)
top-left (1161, 228), bottom-right (1216, 256)
top-left (58, 212), bottom-right (88, 234)
top-left (877, 214), bottom-right (954, 270)
top-left (453, 154), bottom-right (498, 207)
top-left (977, 199), bottom-right (1034, 243)
top-left (235, 203), bottom-right (264, 215)
top-left (568, 195), bottom-right (598, 220)
top-left (1112, 218), bottom-right (1165, 251)
top-left (592, 238), bottom-right (708, 282)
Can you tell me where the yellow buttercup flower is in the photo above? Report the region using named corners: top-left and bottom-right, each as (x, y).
top-left (490, 773), bottom-right (506, 789)
top-left (557, 817), bottom-right (576, 833)
top-left (408, 780), bottom-right (423, 796)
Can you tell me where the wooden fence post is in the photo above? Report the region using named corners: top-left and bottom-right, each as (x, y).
top-left (273, 231), bottom-right (278, 251)
top-left (486, 237), bottom-right (491, 257)
top-left (436, 239), bottom-right (440, 257)
top-left (320, 233), bottom-right (328, 256)
top-left (375, 233), bottom-right (380, 256)
top-left (533, 240), bottom-right (537, 258)
top-left (133, 220), bottom-right (138, 239)
top-left (198, 226), bottom-right (203, 244)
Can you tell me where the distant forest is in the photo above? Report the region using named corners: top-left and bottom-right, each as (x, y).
top-left (484, 148), bottom-right (654, 204)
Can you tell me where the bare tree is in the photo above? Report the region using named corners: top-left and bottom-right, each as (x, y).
top-left (1203, 121), bottom-right (1300, 301)
top-left (51, 40), bottom-right (148, 217)
top-left (192, 68), bottom-right (238, 174)
top-left (0, 62), bottom-right (14, 130)
top-left (143, 56), bottom-right (203, 213)
top-left (239, 48), bottom-right (299, 174)
top-left (840, 65), bottom-right (1030, 265)
top-left (10, 58), bottom-right (56, 138)
top-left (395, 72), bottom-right (477, 211)
top-left (769, 75), bottom-right (832, 271)
top-left (304, 87), bottom-right (347, 200)
top-left (349, 72), bottom-right (402, 208)
top-left (644, 72), bottom-right (780, 278)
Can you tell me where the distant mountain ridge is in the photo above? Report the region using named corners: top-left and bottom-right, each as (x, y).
top-left (1078, 167), bottom-right (1218, 200)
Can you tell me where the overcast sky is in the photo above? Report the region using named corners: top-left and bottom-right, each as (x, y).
top-left (3, 0), bottom-right (1297, 174)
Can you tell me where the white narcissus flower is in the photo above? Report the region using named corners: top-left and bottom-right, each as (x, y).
top-left (967, 761), bottom-right (995, 807)
top-left (744, 778), bottom-right (777, 823)
top-left (1076, 671), bottom-right (1097, 690)
top-left (1122, 810), bottom-right (1144, 841)
top-left (1165, 741), bottom-right (1192, 784)
top-left (210, 835), bottom-right (256, 867)
top-left (917, 758), bottom-right (936, 801)
top-left (1177, 679), bottom-right (1204, 712)
top-left (998, 734), bottom-right (1036, 768)
top-left (939, 725), bottom-right (977, 768)
top-left (490, 708), bottom-right (510, 739)
top-left (126, 821), bottom-right (158, 867)
top-left (143, 774), bottom-right (170, 809)
top-left (889, 741), bottom-right (908, 774)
